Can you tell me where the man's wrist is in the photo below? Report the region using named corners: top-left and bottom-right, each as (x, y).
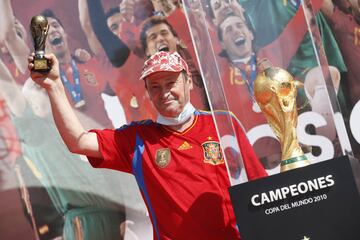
top-left (47, 78), bottom-right (65, 95)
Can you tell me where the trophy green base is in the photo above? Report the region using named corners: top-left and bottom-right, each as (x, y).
top-left (229, 155), bottom-right (360, 240)
top-left (33, 58), bottom-right (50, 73)
top-left (281, 154), bottom-right (311, 172)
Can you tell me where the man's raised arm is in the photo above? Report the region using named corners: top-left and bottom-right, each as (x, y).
top-left (78, 0), bottom-right (103, 56)
top-left (321, 0), bottom-right (335, 19)
top-left (28, 53), bottom-right (101, 158)
top-left (86, 0), bottom-right (130, 67)
top-left (0, 0), bottom-right (30, 74)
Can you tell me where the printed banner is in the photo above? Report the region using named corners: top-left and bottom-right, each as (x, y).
top-left (1, 0), bottom-right (360, 239)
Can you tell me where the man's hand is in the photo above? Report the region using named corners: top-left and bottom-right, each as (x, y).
top-left (321, 0), bottom-right (335, 18)
top-left (151, 0), bottom-right (176, 16)
top-left (28, 53), bottom-right (62, 90)
top-left (120, 0), bottom-right (135, 23)
top-left (74, 48), bottom-right (91, 63)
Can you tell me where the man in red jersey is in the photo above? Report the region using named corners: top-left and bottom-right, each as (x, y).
top-left (321, 0), bottom-right (360, 107)
top-left (29, 50), bottom-right (267, 240)
top-left (41, 9), bottom-right (123, 129)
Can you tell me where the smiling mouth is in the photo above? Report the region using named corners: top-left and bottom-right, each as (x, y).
top-left (234, 37), bottom-right (245, 47)
top-left (50, 37), bottom-right (63, 46)
top-left (158, 46), bottom-right (170, 52)
top-left (162, 99), bottom-right (175, 105)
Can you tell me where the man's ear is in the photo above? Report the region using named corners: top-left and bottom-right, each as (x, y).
top-left (188, 76), bottom-right (194, 90)
top-left (177, 38), bottom-right (187, 49)
top-left (249, 30), bottom-right (254, 41)
top-left (145, 48), bottom-right (150, 58)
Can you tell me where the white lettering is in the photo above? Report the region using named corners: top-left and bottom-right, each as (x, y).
top-left (307, 179), bottom-right (319, 191)
top-left (251, 194), bottom-right (261, 207)
top-left (269, 189), bottom-right (283, 201)
top-left (247, 124), bottom-right (278, 145)
top-left (261, 193), bottom-right (271, 204)
top-left (334, 112), bottom-right (352, 154)
top-left (289, 184), bottom-right (299, 196)
top-left (326, 175), bottom-right (335, 187)
top-left (350, 100), bottom-right (360, 144)
top-left (280, 186), bottom-right (290, 198)
top-left (297, 112), bottom-right (334, 163)
top-left (220, 135), bottom-right (247, 184)
top-left (297, 182), bottom-right (308, 194)
top-left (318, 176), bottom-right (327, 188)
top-left (250, 175), bottom-right (335, 206)
top-left (265, 207), bottom-right (280, 215)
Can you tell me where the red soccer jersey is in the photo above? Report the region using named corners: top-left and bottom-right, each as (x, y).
top-left (207, 5), bottom-right (315, 162)
top-left (108, 52), bottom-right (157, 122)
top-left (87, 111), bottom-right (267, 240)
top-left (330, 7), bottom-right (360, 106)
top-left (60, 57), bottom-right (113, 128)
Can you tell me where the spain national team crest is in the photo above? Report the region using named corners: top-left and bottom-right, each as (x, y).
top-left (202, 141), bottom-right (224, 165)
top-left (155, 148), bottom-right (171, 168)
top-left (83, 69), bottom-right (98, 85)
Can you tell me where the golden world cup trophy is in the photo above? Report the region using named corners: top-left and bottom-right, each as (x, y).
top-left (254, 59), bottom-right (310, 172)
top-left (30, 15), bottom-right (50, 73)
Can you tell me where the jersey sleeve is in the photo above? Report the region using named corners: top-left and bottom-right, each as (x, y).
top-left (231, 115), bottom-right (268, 181)
top-left (86, 127), bottom-right (136, 173)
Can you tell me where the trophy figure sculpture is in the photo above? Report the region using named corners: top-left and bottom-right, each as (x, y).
top-left (254, 60), bottom-right (310, 172)
top-left (30, 15), bottom-right (50, 73)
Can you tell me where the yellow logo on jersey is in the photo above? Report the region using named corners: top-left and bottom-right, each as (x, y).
top-left (178, 141), bottom-right (193, 150)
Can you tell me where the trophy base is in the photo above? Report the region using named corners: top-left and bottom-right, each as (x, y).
top-left (33, 58), bottom-right (50, 73)
top-left (229, 155), bottom-right (360, 240)
top-left (280, 155), bottom-right (311, 172)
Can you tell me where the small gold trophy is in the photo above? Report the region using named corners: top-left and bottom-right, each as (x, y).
top-left (254, 59), bottom-right (310, 172)
top-left (30, 15), bottom-right (50, 73)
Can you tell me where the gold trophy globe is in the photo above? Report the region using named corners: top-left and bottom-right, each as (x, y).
top-left (30, 15), bottom-right (50, 73)
top-left (254, 59), bottom-right (310, 172)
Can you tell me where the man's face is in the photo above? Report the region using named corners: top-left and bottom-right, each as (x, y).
top-left (210, 0), bottom-right (244, 25)
top-left (1, 18), bottom-right (26, 55)
top-left (220, 15), bottom-right (253, 60)
top-left (145, 71), bottom-right (193, 117)
top-left (45, 17), bottom-right (69, 59)
top-left (107, 12), bottom-right (122, 36)
top-left (145, 23), bottom-right (178, 57)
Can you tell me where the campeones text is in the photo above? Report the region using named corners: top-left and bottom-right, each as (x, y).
top-left (251, 175), bottom-right (335, 206)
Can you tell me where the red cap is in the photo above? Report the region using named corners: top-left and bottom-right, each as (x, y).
top-left (140, 51), bottom-right (190, 80)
